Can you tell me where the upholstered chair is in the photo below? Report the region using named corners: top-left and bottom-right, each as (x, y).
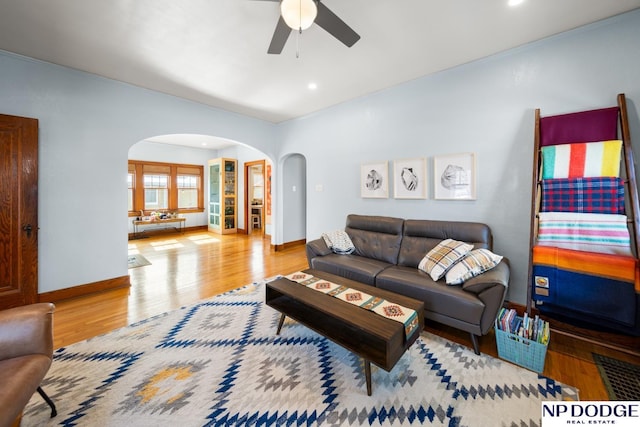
top-left (0, 303), bottom-right (57, 427)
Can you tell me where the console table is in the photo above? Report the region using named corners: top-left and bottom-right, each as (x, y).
top-left (131, 217), bottom-right (186, 239)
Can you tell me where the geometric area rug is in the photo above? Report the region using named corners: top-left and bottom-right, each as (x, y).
top-left (128, 253), bottom-right (151, 269)
top-left (23, 281), bottom-right (579, 427)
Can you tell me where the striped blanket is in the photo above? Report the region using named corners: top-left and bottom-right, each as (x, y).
top-left (540, 177), bottom-right (625, 214)
top-left (541, 140), bottom-right (622, 179)
top-left (532, 246), bottom-right (638, 326)
top-left (537, 211), bottom-right (632, 255)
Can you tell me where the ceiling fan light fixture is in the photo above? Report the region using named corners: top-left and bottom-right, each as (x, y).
top-left (281, 0), bottom-right (317, 31)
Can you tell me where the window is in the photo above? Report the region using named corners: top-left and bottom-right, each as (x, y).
top-left (177, 166), bottom-right (201, 209)
top-left (177, 175), bottom-right (198, 208)
top-left (128, 161), bottom-right (204, 215)
top-left (144, 174), bottom-right (168, 210)
top-left (127, 170), bottom-right (134, 211)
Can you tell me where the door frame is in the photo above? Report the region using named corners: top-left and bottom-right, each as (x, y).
top-left (244, 160), bottom-right (266, 235)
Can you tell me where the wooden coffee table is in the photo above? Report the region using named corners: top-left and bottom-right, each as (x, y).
top-left (265, 269), bottom-right (424, 395)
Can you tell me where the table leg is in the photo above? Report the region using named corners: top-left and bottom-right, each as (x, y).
top-left (365, 360), bottom-right (372, 396)
top-left (276, 313), bottom-right (286, 335)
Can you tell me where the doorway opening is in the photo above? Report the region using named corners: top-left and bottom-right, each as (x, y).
top-left (244, 160), bottom-right (266, 235)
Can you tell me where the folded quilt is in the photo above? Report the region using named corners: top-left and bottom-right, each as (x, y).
top-left (321, 230), bottom-right (355, 254)
top-left (541, 140), bottom-right (622, 179)
top-left (537, 211), bottom-right (632, 255)
top-left (532, 246), bottom-right (638, 326)
top-left (540, 177), bottom-right (625, 214)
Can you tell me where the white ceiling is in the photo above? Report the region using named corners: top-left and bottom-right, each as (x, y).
top-left (1, 0), bottom-right (640, 129)
top-left (144, 134), bottom-right (239, 150)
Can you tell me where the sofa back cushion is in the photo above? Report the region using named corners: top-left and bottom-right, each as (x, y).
top-left (398, 220), bottom-right (492, 268)
top-left (345, 214), bottom-right (404, 264)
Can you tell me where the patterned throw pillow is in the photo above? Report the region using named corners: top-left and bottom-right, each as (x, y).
top-left (418, 239), bottom-right (473, 281)
top-left (445, 249), bottom-right (503, 285)
top-left (321, 230), bottom-right (355, 255)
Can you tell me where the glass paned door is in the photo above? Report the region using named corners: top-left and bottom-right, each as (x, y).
top-left (209, 163), bottom-right (220, 228)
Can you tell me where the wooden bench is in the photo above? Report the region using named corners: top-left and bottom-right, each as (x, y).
top-left (131, 217), bottom-right (186, 239)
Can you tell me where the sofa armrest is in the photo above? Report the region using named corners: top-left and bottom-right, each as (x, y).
top-left (0, 303), bottom-right (55, 361)
top-left (305, 238), bottom-right (332, 266)
top-left (462, 260), bottom-right (510, 335)
top-left (461, 259), bottom-right (510, 294)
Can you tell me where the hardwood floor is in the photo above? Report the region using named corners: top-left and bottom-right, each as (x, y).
top-left (52, 230), bottom-right (639, 401)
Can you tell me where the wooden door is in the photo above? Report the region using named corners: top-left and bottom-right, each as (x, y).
top-left (0, 114), bottom-right (39, 309)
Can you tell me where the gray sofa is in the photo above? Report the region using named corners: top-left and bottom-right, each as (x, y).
top-left (306, 214), bottom-right (510, 354)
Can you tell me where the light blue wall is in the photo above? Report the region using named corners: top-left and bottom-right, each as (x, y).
top-left (0, 52), bottom-right (275, 293)
top-left (280, 154), bottom-right (307, 243)
top-left (277, 10), bottom-right (640, 304)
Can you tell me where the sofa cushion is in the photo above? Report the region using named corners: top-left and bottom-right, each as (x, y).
top-left (418, 239), bottom-right (473, 281)
top-left (310, 253), bottom-right (391, 286)
top-left (345, 214), bottom-right (404, 265)
top-left (445, 249), bottom-right (503, 285)
top-left (398, 219), bottom-right (492, 268)
top-left (376, 266), bottom-right (485, 326)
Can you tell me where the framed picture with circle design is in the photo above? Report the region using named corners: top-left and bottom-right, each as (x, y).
top-left (361, 161), bottom-right (388, 198)
top-left (393, 158), bottom-right (427, 199)
top-left (433, 152), bottom-right (476, 200)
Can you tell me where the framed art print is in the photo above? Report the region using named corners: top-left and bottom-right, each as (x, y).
top-left (361, 161), bottom-right (388, 198)
top-left (393, 158), bottom-right (427, 199)
top-left (433, 152), bottom-right (476, 200)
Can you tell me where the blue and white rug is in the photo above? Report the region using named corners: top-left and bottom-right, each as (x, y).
top-left (23, 282), bottom-right (578, 426)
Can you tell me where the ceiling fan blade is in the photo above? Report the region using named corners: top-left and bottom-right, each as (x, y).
top-left (268, 16), bottom-right (292, 54)
top-left (314, 2), bottom-right (360, 47)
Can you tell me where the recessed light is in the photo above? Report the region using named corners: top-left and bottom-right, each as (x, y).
top-left (508, 0), bottom-right (525, 6)
top-left (308, 82), bottom-right (318, 90)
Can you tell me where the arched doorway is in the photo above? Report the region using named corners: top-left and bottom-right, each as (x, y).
top-left (128, 134), bottom-right (274, 237)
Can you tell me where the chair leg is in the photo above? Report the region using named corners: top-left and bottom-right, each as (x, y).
top-left (36, 386), bottom-right (57, 418)
top-left (470, 333), bottom-right (480, 355)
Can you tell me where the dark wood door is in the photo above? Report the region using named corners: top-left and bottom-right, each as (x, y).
top-left (0, 114), bottom-right (39, 309)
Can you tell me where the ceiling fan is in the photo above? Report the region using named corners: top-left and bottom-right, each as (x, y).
top-left (255, 0), bottom-right (360, 54)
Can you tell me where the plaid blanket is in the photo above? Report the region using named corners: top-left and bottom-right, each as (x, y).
top-left (540, 177), bottom-right (625, 214)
